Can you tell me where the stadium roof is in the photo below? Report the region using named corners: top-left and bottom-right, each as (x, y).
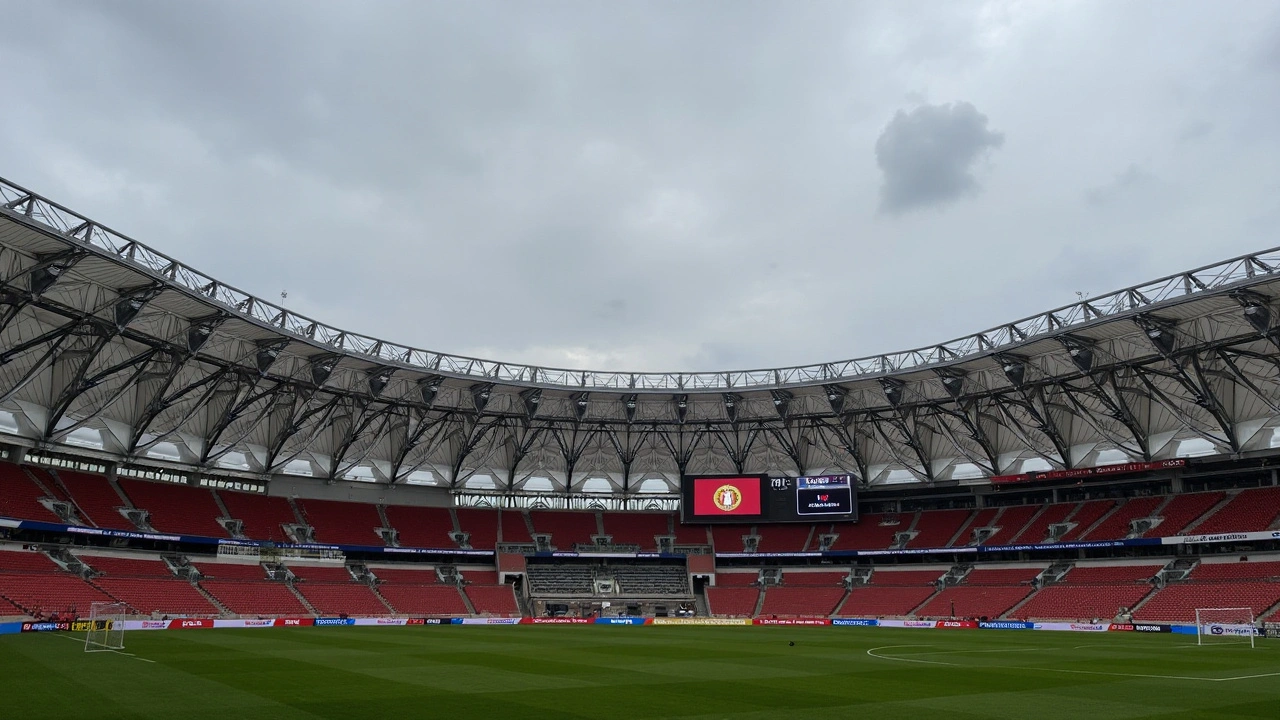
top-left (4, 174), bottom-right (1280, 496)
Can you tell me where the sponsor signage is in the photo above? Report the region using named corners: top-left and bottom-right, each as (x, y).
top-left (273, 618), bottom-right (314, 627)
top-left (649, 618), bottom-right (752, 626)
top-left (1170, 530), bottom-right (1280, 545)
top-left (454, 617), bottom-right (522, 625)
top-left (594, 617), bottom-right (650, 625)
top-left (752, 618), bottom-right (830, 626)
top-left (1107, 623), bottom-right (1170, 633)
top-left (314, 618), bottom-right (356, 627)
top-left (831, 618), bottom-right (878, 627)
top-left (990, 459), bottom-right (1186, 485)
top-left (522, 617), bottom-right (593, 624)
top-left (979, 621), bottom-right (1033, 630)
top-left (173, 618), bottom-right (214, 629)
top-left (422, 618), bottom-right (449, 625)
top-left (21, 622), bottom-right (71, 632)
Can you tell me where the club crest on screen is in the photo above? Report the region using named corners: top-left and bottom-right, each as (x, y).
top-left (713, 484), bottom-right (742, 512)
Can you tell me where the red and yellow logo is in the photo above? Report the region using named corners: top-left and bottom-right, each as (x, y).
top-left (712, 484), bottom-right (742, 512)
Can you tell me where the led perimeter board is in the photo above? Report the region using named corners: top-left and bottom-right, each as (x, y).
top-left (680, 474), bottom-right (857, 524)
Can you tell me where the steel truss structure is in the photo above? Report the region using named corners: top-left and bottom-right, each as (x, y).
top-left (5, 174), bottom-right (1280, 498)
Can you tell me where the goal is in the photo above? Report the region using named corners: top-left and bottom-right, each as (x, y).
top-left (1195, 607), bottom-right (1257, 647)
top-left (84, 601), bottom-right (129, 653)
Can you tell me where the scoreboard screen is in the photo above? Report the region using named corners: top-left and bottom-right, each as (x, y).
top-left (680, 474), bottom-right (857, 524)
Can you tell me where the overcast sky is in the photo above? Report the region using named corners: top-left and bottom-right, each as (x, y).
top-left (2, 1), bottom-right (1278, 374)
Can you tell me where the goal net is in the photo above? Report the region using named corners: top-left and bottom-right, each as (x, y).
top-left (1195, 607), bottom-right (1256, 647)
top-left (84, 601), bottom-right (129, 653)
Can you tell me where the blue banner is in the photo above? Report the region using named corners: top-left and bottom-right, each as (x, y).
top-left (594, 617), bottom-right (648, 625)
top-left (831, 618), bottom-right (878, 627)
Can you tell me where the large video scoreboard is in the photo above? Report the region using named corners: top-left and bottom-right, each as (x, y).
top-left (679, 474), bottom-right (858, 524)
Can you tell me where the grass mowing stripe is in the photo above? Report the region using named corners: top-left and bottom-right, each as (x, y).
top-left (2, 626), bottom-right (1279, 719)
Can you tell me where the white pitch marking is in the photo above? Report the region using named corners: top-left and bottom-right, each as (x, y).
top-left (866, 643), bottom-right (1279, 682)
top-left (890, 647), bottom-right (1043, 657)
top-left (49, 632), bottom-right (156, 663)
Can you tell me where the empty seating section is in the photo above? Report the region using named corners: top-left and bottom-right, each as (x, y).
top-left (1012, 584), bottom-right (1153, 621)
top-left (527, 564), bottom-right (594, 595)
top-left (219, 491), bottom-right (298, 542)
top-left (58, 471), bottom-right (136, 530)
top-left (0, 574), bottom-right (118, 617)
top-left (760, 587), bottom-right (845, 617)
top-left (295, 584), bottom-right (388, 616)
top-left (368, 567), bottom-right (439, 584)
top-left (96, 578), bottom-right (219, 616)
top-left (531, 511), bottom-right (598, 548)
top-left (287, 565), bottom-right (353, 582)
top-left (706, 587), bottom-right (758, 616)
top-left (1154, 491), bottom-right (1224, 535)
top-left (673, 523), bottom-right (709, 546)
top-left (714, 572), bottom-right (757, 587)
top-left (755, 524), bottom-right (812, 552)
top-left (0, 551), bottom-right (61, 573)
top-left (297, 499), bottom-right (384, 546)
top-left (497, 511), bottom-right (531, 544)
top-left (960, 508), bottom-right (999, 545)
top-left (602, 513), bottom-right (670, 550)
top-left (1189, 487), bottom-right (1280, 534)
top-left (200, 581), bottom-right (308, 616)
top-left (839, 586), bottom-right (935, 617)
top-left (0, 464), bottom-right (60, 522)
top-left (454, 509), bottom-right (499, 548)
top-left (82, 555), bottom-right (172, 577)
top-left (917, 586), bottom-right (1032, 618)
top-left (983, 505), bottom-right (1039, 545)
top-left (384, 505), bottom-right (455, 548)
top-left (1190, 561), bottom-right (1280, 581)
top-left (461, 570), bottom-right (499, 585)
top-left (906, 509), bottom-right (971, 548)
top-left (613, 566), bottom-right (689, 595)
top-left (1058, 500), bottom-right (1115, 541)
top-left (1065, 564), bottom-right (1161, 584)
top-left (783, 571), bottom-right (847, 586)
top-left (711, 525), bottom-right (751, 553)
top-left (964, 567), bottom-right (1043, 585)
top-left (117, 479), bottom-right (227, 537)
top-left (829, 514), bottom-right (902, 551)
top-left (1082, 496), bottom-right (1162, 540)
top-left (1136, 582), bottom-right (1280, 623)
top-left (465, 585), bottom-right (519, 616)
top-left (377, 585), bottom-right (468, 615)
top-left (1011, 503), bottom-right (1075, 544)
top-left (199, 563), bottom-right (268, 580)
top-left (871, 569), bottom-right (942, 586)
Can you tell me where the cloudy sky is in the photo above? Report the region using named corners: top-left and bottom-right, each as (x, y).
top-left (2, 1), bottom-right (1278, 374)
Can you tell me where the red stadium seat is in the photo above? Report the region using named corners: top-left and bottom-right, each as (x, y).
top-left (705, 587), bottom-right (758, 616)
top-left (384, 505), bottom-right (456, 548)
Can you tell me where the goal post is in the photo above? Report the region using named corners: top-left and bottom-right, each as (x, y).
top-left (84, 601), bottom-right (129, 653)
top-left (1195, 607), bottom-right (1257, 648)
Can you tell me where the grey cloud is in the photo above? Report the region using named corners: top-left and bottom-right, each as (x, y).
top-left (2, 2), bottom-right (1279, 372)
top-left (875, 102), bottom-right (1004, 214)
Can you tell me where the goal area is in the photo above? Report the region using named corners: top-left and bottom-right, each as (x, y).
top-left (1195, 607), bottom-right (1257, 648)
top-left (84, 601), bottom-right (129, 653)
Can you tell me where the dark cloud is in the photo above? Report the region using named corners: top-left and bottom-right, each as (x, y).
top-left (875, 102), bottom-right (1004, 214)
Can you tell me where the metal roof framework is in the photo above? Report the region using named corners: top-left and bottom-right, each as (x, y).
top-left (4, 175), bottom-right (1280, 497)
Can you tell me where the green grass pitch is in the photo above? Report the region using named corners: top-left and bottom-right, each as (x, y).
top-left (2, 627), bottom-right (1278, 719)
